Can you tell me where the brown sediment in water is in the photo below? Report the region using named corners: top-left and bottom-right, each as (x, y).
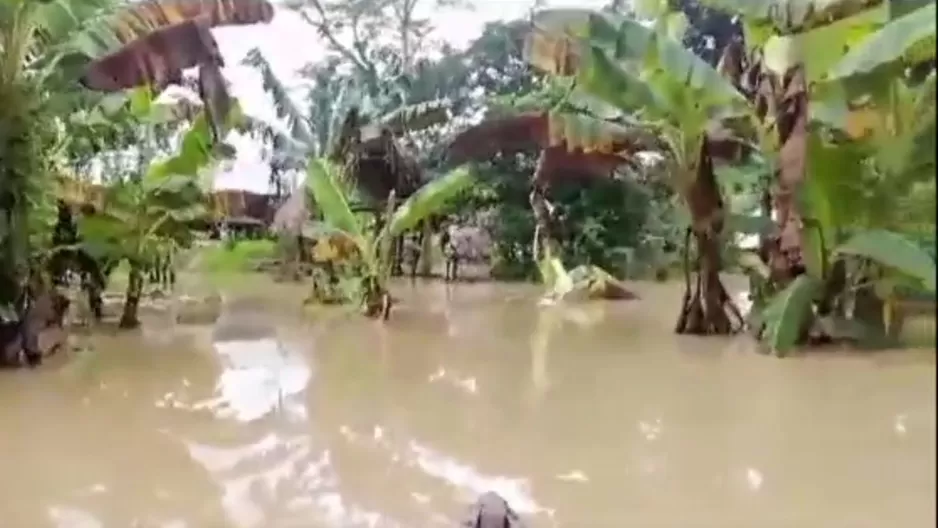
top-left (0, 278), bottom-right (933, 527)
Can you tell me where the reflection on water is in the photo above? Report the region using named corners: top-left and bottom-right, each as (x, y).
top-left (0, 279), bottom-right (934, 527)
top-left (408, 440), bottom-right (548, 517)
top-left (190, 338), bottom-right (312, 422)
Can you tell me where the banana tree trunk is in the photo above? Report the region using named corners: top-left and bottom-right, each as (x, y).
top-left (0, 206), bottom-right (27, 312)
top-left (718, 43), bottom-right (809, 289)
top-left (675, 227), bottom-right (742, 334)
top-left (755, 61), bottom-right (811, 287)
top-left (675, 141), bottom-right (743, 335)
top-left (418, 220), bottom-right (433, 276)
top-left (361, 276), bottom-right (392, 320)
top-left (119, 266), bottom-right (144, 329)
top-left (84, 277), bottom-right (104, 321)
top-left (391, 235), bottom-right (405, 276)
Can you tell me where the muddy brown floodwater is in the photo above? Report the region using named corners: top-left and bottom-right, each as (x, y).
top-left (0, 279), bottom-right (934, 528)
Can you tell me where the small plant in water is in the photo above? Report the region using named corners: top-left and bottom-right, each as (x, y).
top-left (304, 157), bottom-right (474, 319)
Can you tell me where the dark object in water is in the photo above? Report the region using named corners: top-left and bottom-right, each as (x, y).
top-left (461, 492), bottom-right (526, 528)
top-left (1, 291), bottom-right (70, 368)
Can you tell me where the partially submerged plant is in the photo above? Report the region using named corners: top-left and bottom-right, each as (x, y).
top-left (538, 251), bottom-right (637, 304)
top-left (75, 174), bottom-right (207, 328)
top-left (304, 158), bottom-right (474, 319)
top-left (747, 229), bottom-right (936, 356)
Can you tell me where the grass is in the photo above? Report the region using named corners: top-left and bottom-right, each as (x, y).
top-left (196, 238), bottom-right (278, 274)
top-left (104, 241), bottom-right (284, 297)
top-left (99, 240), bottom-right (279, 293)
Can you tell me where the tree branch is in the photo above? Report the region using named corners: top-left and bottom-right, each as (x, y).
top-left (299, 0), bottom-right (373, 76)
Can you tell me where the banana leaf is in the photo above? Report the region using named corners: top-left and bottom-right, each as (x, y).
top-left (242, 47), bottom-right (315, 147)
top-left (826, 2), bottom-right (936, 80)
top-left (305, 158), bottom-right (368, 255)
top-left (761, 274), bottom-right (821, 356)
top-left (699, 0), bottom-right (885, 34)
top-left (378, 99), bottom-right (451, 137)
top-left (70, 0), bottom-right (274, 59)
top-left (385, 165), bottom-right (474, 237)
top-left (539, 254), bottom-right (574, 301)
top-left (528, 9), bottom-right (746, 120)
top-left (835, 229), bottom-right (937, 292)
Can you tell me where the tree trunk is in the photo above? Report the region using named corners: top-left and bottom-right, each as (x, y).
top-left (717, 44), bottom-right (810, 290)
top-left (0, 206), bottom-right (27, 313)
top-left (675, 140), bottom-right (743, 335)
top-left (119, 267), bottom-right (143, 329)
top-left (757, 65), bottom-right (810, 288)
top-left (391, 235), bottom-right (404, 276)
top-left (84, 278), bottom-right (104, 321)
top-left (361, 276), bottom-right (392, 320)
top-left (418, 220), bottom-right (433, 276)
top-left (675, 227), bottom-right (741, 335)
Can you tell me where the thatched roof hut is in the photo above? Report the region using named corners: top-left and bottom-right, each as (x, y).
top-left (211, 190), bottom-right (277, 224)
top-left (331, 109), bottom-right (427, 207)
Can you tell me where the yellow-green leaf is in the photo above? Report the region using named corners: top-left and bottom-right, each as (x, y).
top-left (305, 158), bottom-right (364, 242)
top-left (761, 275), bottom-right (821, 356)
top-left (835, 229), bottom-right (937, 292)
top-left (386, 165), bottom-right (474, 237)
top-left (826, 2), bottom-right (936, 80)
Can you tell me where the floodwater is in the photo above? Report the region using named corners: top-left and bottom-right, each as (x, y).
top-left (0, 279), bottom-right (934, 527)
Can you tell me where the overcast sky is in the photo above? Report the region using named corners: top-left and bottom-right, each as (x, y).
top-left (210, 0), bottom-right (608, 193)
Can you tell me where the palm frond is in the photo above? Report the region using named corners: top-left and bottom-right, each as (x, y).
top-left (377, 98), bottom-right (451, 136)
top-left (242, 47), bottom-right (316, 147)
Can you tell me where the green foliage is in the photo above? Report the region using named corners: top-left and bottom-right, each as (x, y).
top-left (198, 239), bottom-right (277, 274)
top-left (455, 156), bottom-right (663, 281)
top-left (553, 178), bottom-right (653, 277)
top-left (0, 68), bottom-right (62, 309)
top-left (306, 158), bottom-right (366, 243)
top-left (756, 228), bottom-right (937, 355)
top-left (559, 8), bottom-right (747, 121)
top-left (242, 48), bottom-right (315, 148)
top-left (760, 275), bottom-right (820, 356)
top-left (826, 2), bottom-right (936, 81)
top-left (305, 157), bottom-right (474, 313)
top-left (387, 167), bottom-right (474, 236)
top-left (539, 253), bottom-right (573, 299)
top-left (77, 176), bottom-right (207, 269)
top-left (835, 230), bottom-right (937, 293)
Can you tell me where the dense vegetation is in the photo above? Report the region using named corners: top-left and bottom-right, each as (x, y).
top-left (0, 0), bottom-right (934, 366)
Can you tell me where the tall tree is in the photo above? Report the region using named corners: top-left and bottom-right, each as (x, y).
top-left (289, 0), bottom-right (470, 94)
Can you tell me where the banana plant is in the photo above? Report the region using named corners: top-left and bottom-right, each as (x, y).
top-left (753, 124), bottom-right (936, 355)
top-left (514, 6), bottom-right (752, 335)
top-left (71, 92), bottom-right (224, 329)
top-left (243, 50), bottom-right (457, 276)
top-left (725, 1), bottom-right (938, 355)
top-left (75, 0), bottom-right (274, 146)
top-left (753, 225), bottom-right (935, 356)
top-left (1, 0), bottom-right (269, 334)
top-left (304, 157), bottom-right (474, 319)
top-left (76, 174), bottom-right (207, 328)
top-left (241, 48), bottom-right (451, 160)
top-left (704, 0), bottom-right (935, 280)
top-left (539, 259), bottom-right (637, 304)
